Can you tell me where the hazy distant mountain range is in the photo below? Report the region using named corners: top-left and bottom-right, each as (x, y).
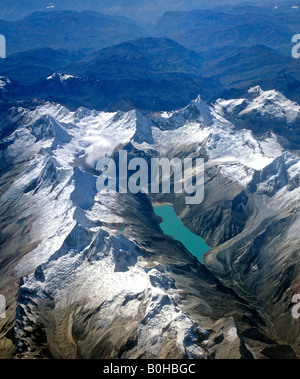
top-left (153, 4), bottom-right (299, 54)
top-left (0, 4), bottom-right (298, 110)
top-left (0, 0), bottom-right (288, 22)
top-left (0, 31), bottom-right (299, 111)
top-left (0, 10), bottom-right (146, 55)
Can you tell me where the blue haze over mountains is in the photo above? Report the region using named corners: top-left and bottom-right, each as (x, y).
top-left (0, 0), bottom-right (291, 23)
top-left (0, 0), bottom-right (299, 113)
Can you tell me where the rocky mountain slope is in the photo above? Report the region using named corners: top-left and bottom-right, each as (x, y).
top-left (0, 36), bottom-right (223, 113)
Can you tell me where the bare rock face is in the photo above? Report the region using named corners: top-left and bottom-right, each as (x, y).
top-left (205, 317), bottom-right (253, 359)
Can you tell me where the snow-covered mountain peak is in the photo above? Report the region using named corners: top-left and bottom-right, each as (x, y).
top-left (152, 95), bottom-right (213, 131)
top-left (216, 86), bottom-right (300, 125)
top-left (127, 109), bottom-right (154, 144)
top-left (247, 85), bottom-right (263, 96)
top-left (0, 76), bottom-right (11, 89)
top-left (46, 73), bottom-right (78, 83)
top-left (185, 94), bottom-right (213, 124)
top-left (0, 76), bottom-right (14, 96)
top-left (247, 151), bottom-right (299, 197)
top-left (29, 114), bottom-right (71, 146)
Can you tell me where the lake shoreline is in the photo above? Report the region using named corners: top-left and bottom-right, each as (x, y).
top-left (152, 202), bottom-right (172, 207)
top-left (153, 203), bottom-right (209, 264)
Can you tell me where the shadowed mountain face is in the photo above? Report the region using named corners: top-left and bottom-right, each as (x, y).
top-left (0, 73), bottom-right (222, 113)
top-left (1, 36), bottom-right (299, 113)
top-left (63, 38), bottom-right (204, 80)
top-left (200, 45), bottom-right (300, 105)
top-left (0, 38), bottom-right (222, 112)
top-left (201, 45), bottom-right (300, 87)
top-left (0, 48), bottom-right (85, 85)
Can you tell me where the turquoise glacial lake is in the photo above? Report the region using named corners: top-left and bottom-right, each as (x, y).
top-left (154, 204), bottom-right (210, 263)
